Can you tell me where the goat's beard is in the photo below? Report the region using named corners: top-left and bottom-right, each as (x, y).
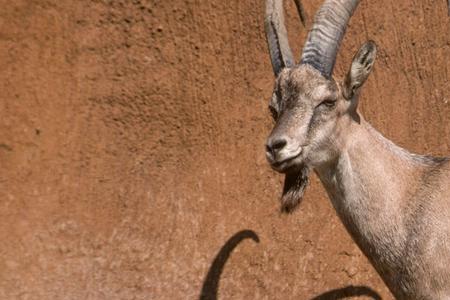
top-left (281, 165), bottom-right (310, 213)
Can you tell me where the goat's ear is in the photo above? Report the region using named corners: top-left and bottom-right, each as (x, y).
top-left (343, 40), bottom-right (377, 101)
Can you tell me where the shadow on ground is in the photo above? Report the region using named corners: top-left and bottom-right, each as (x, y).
top-left (199, 230), bottom-right (260, 300)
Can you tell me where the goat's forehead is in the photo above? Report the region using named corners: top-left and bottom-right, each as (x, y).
top-left (276, 66), bottom-right (335, 98)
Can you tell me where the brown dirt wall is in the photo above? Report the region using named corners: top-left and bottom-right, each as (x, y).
top-left (1, 0), bottom-right (450, 299)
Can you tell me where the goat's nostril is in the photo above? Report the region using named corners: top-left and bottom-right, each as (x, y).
top-left (271, 138), bottom-right (287, 150)
top-left (266, 137), bottom-right (287, 155)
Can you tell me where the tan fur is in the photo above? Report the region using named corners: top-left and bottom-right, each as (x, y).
top-left (265, 43), bottom-right (450, 299)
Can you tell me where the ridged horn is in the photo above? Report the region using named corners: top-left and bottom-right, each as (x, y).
top-left (265, 0), bottom-right (296, 76)
top-left (300, 0), bottom-right (360, 78)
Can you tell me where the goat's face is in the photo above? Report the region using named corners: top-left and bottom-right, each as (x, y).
top-left (266, 65), bottom-right (342, 172)
top-left (264, 0), bottom-right (375, 212)
top-left (264, 41), bottom-right (377, 212)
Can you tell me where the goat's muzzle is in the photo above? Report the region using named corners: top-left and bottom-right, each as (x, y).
top-left (265, 139), bottom-right (304, 173)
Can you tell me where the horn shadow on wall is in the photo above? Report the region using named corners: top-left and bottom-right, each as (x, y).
top-left (199, 230), bottom-right (260, 300)
top-left (311, 285), bottom-right (382, 300)
top-left (198, 229), bottom-right (381, 300)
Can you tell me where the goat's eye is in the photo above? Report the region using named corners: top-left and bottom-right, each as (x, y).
top-left (268, 105), bottom-right (278, 120)
top-left (319, 99), bottom-right (336, 108)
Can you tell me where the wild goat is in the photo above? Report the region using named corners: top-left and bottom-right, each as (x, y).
top-left (264, 0), bottom-right (450, 298)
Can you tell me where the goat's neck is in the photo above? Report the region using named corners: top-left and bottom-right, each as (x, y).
top-left (315, 117), bottom-right (428, 271)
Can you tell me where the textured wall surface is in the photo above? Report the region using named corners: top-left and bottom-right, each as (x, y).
top-left (1, 0), bottom-right (450, 299)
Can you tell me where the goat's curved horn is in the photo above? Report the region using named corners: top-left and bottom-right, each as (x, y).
top-left (300, 0), bottom-right (360, 78)
top-left (265, 0), bottom-right (296, 76)
top-left (293, 0), bottom-right (307, 26)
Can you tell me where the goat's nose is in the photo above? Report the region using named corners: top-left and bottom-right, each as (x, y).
top-left (266, 137), bottom-right (287, 156)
